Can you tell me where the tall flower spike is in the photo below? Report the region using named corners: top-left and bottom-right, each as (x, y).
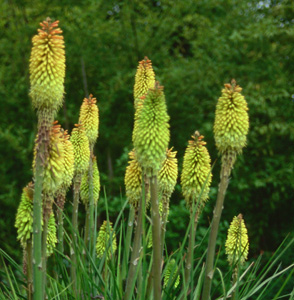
top-left (163, 259), bottom-right (180, 289)
top-left (96, 221), bottom-right (117, 260)
top-left (181, 131), bottom-right (212, 211)
top-left (134, 57), bottom-right (156, 109)
top-left (225, 214), bottom-right (249, 266)
top-left (81, 156), bottom-right (100, 206)
top-left (158, 148), bottom-right (178, 199)
top-left (134, 83), bottom-right (170, 177)
top-left (29, 18), bottom-right (65, 113)
top-left (15, 183), bottom-right (34, 247)
top-left (214, 80), bottom-right (249, 162)
top-left (46, 212), bottom-right (57, 257)
top-left (70, 124), bottom-right (90, 175)
top-left (33, 121), bottom-right (65, 195)
top-left (79, 94), bottom-right (99, 147)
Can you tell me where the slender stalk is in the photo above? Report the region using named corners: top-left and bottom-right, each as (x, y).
top-left (150, 175), bottom-right (161, 300)
top-left (71, 174), bottom-right (82, 294)
top-left (32, 140), bottom-right (44, 300)
top-left (57, 207), bottom-right (64, 254)
top-left (202, 153), bottom-right (232, 300)
top-left (124, 187), bottom-right (145, 300)
top-left (26, 239), bottom-right (33, 300)
top-left (122, 206), bottom-right (135, 281)
top-left (231, 266), bottom-right (238, 300)
top-left (160, 194), bottom-right (169, 255)
top-left (84, 206), bottom-right (90, 247)
top-left (88, 151), bottom-right (95, 255)
top-left (184, 211), bottom-right (199, 294)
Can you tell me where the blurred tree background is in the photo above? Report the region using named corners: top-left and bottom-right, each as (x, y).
top-left (1, 0), bottom-right (293, 264)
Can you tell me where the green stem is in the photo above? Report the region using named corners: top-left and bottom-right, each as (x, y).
top-left (150, 175), bottom-right (161, 300)
top-left (160, 194), bottom-right (169, 256)
top-left (56, 191), bottom-right (66, 254)
top-left (124, 189), bottom-right (144, 300)
top-left (88, 152), bottom-right (95, 256)
top-left (202, 152), bottom-right (233, 300)
top-left (26, 239), bottom-right (33, 300)
top-left (231, 266), bottom-right (238, 300)
top-left (71, 174), bottom-right (82, 295)
top-left (32, 141), bottom-right (44, 300)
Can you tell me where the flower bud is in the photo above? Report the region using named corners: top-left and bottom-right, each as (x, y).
top-left (181, 132), bottom-right (212, 211)
top-left (163, 259), bottom-right (180, 289)
top-left (46, 212), bottom-right (57, 256)
top-left (96, 221), bottom-right (117, 260)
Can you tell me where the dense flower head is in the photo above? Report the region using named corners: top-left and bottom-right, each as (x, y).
top-left (15, 183), bottom-right (34, 247)
top-left (163, 259), bottom-right (180, 289)
top-left (214, 80), bottom-right (249, 155)
top-left (29, 18), bottom-right (65, 113)
top-left (225, 214), bottom-right (249, 266)
top-left (47, 212), bottom-right (57, 256)
top-left (33, 121), bottom-right (65, 194)
top-left (96, 220), bottom-right (117, 260)
top-left (181, 132), bottom-right (212, 211)
top-left (158, 148), bottom-right (178, 199)
top-left (80, 156), bottom-right (100, 206)
top-left (134, 57), bottom-right (156, 109)
top-left (70, 124), bottom-right (90, 176)
top-left (134, 83), bottom-right (170, 177)
top-left (79, 94), bottom-right (99, 146)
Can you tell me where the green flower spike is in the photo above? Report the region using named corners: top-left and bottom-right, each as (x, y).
top-left (15, 183), bottom-right (34, 247)
top-left (33, 121), bottom-right (65, 195)
top-left (134, 83), bottom-right (170, 177)
top-left (134, 57), bottom-right (156, 109)
top-left (79, 94), bottom-right (99, 147)
top-left (181, 131), bottom-right (212, 211)
top-left (70, 124), bottom-right (90, 176)
top-left (159, 147), bottom-right (178, 199)
top-left (81, 155), bottom-right (100, 206)
top-left (29, 18), bottom-right (65, 114)
top-left (46, 212), bottom-right (57, 256)
top-left (214, 80), bottom-right (249, 167)
top-left (225, 214), bottom-right (249, 266)
top-left (96, 220), bottom-right (117, 260)
top-left (163, 259), bottom-right (180, 289)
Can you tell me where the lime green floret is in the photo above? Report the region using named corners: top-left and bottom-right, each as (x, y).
top-left (47, 212), bottom-right (57, 257)
top-left (70, 124), bottom-right (90, 175)
top-left (214, 81), bottom-right (249, 154)
top-left (134, 83), bottom-right (170, 177)
top-left (225, 214), bottom-right (249, 266)
top-left (181, 132), bottom-right (212, 211)
top-left (163, 259), bottom-right (180, 289)
top-left (81, 156), bottom-right (100, 206)
top-left (96, 220), bottom-right (117, 260)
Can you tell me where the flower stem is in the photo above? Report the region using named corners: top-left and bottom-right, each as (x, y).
top-left (26, 238), bottom-right (33, 300)
top-left (202, 152), bottom-right (233, 300)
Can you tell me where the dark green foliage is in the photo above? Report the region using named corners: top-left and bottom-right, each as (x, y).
top-left (1, 0), bottom-right (294, 262)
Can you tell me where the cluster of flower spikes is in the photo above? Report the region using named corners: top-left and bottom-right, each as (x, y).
top-left (134, 83), bottom-right (170, 177)
top-left (133, 57), bottom-right (155, 109)
top-left (29, 18), bottom-right (65, 114)
top-left (79, 94), bottom-right (99, 147)
top-left (163, 259), bottom-right (180, 289)
top-left (225, 214), bottom-right (249, 266)
top-left (70, 124), bottom-right (90, 176)
top-left (96, 220), bottom-right (117, 260)
top-left (15, 182), bottom-right (57, 256)
top-left (181, 131), bottom-right (212, 212)
top-left (124, 149), bottom-right (150, 209)
top-left (214, 80), bottom-right (249, 167)
top-left (15, 183), bottom-right (34, 247)
top-left (80, 155), bottom-right (100, 206)
top-left (33, 121), bottom-right (66, 195)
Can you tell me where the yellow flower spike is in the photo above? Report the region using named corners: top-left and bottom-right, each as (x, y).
top-left (46, 212), bottom-right (57, 257)
top-left (79, 94), bottom-right (99, 147)
top-left (134, 83), bottom-right (170, 177)
top-left (214, 80), bottom-right (249, 157)
top-left (163, 259), bottom-right (180, 289)
top-left (15, 183), bottom-right (34, 248)
top-left (159, 147), bottom-right (178, 199)
top-left (96, 221), bottom-right (117, 260)
top-left (29, 18), bottom-right (65, 113)
top-left (70, 124), bottom-right (90, 176)
top-left (134, 57), bottom-right (156, 109)
top-left (33, 121), bottom-right (65, 195)
top-left (81, 156), bottom-right (100, 206)
top-left (181, 131), bottom-right (212, 211)
top-left (225, 214), bottom-right (249, 266)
